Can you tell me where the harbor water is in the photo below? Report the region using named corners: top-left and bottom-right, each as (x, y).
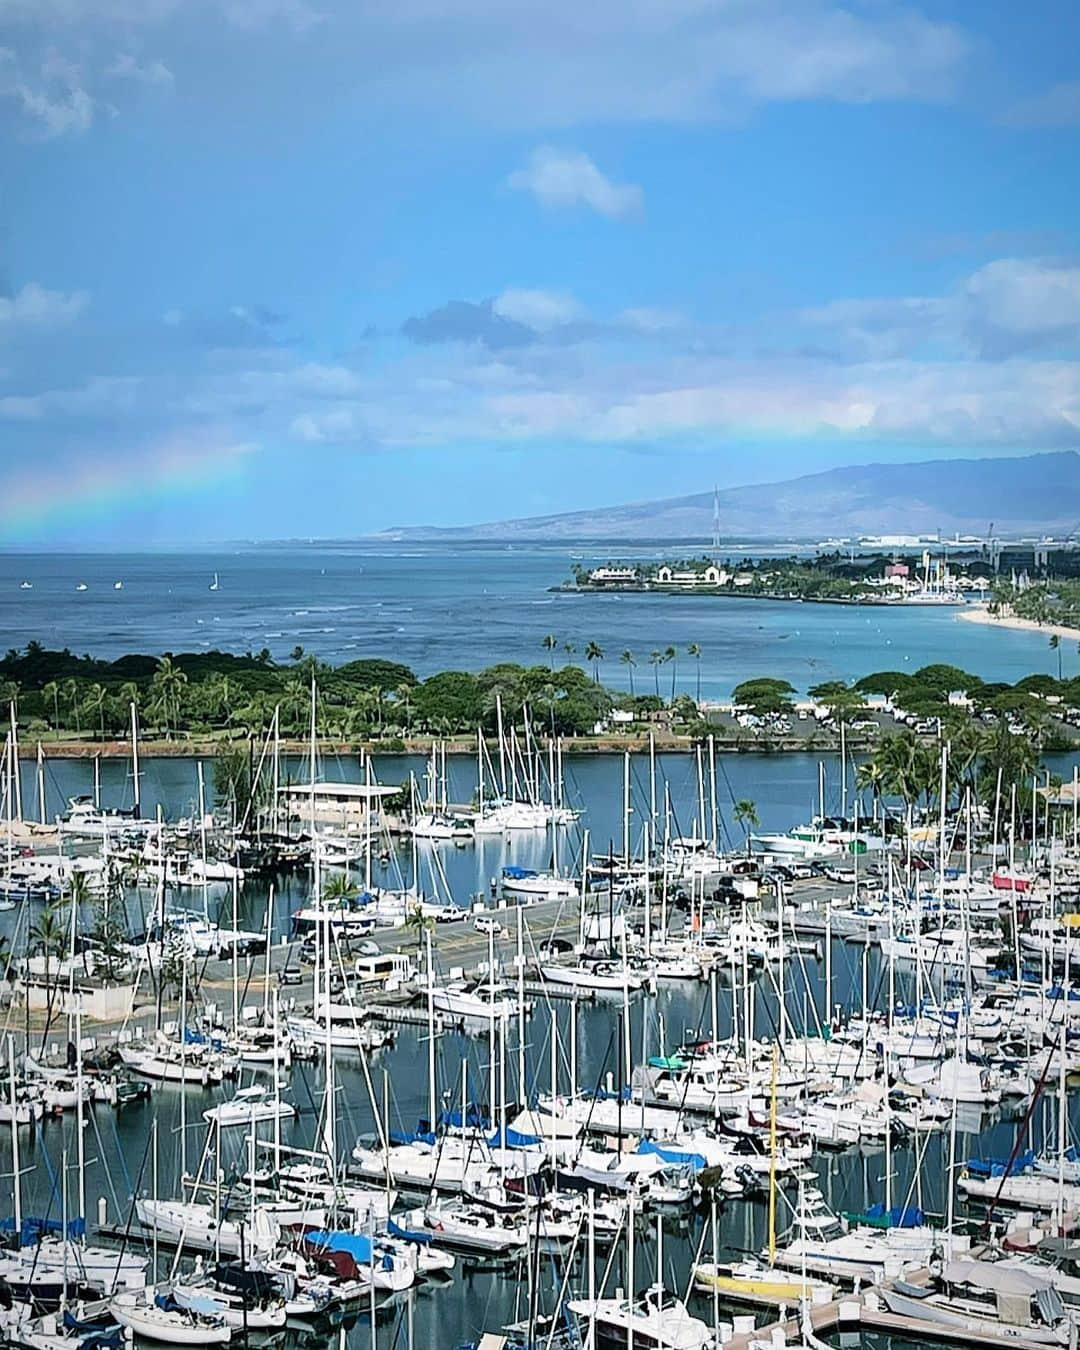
top-left (4, 748), bottom-right (1080, 1350)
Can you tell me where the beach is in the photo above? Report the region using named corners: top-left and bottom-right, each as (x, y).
top-left (957, 603), bottom-right (1080, 644)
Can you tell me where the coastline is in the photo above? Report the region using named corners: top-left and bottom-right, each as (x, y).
top-left (956, 605), bottom-right (1080, 643)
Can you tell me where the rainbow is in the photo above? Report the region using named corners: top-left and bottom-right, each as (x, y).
top-left (0, 437), bottom-right (254, 541)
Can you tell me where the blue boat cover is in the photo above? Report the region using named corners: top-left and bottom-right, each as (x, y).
top-left (439, 1107), bottom-right (490, 1129)
top-left (389, 1129), bottom-right (437, 1145)
top-left (488, 1126), bottom-right (542, 1149)
top-left (306, 1230), bottom-right (395, 1272)
top-left (636, 1139), bottom-right (707, 1172)
top-left (965, 1149), bottom-right (1034, 1179)
top-left (863, 1201), bottom-right (927, 1228)
top-left (502, 866), bottom-right (537, 879)
top-left (0, 1215), bottom-right (85, 1243)
top-left (305, 1230), bottom-right (374, 1264)
top-left (388, 1218), bottom-right (431, 1244)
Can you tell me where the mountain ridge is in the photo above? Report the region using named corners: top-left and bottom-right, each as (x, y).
top-left (379, 451), bottom-right (1080, 540)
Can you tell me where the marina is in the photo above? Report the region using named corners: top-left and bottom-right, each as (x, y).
top-left (0, 698), bottom-right (1079, 1350)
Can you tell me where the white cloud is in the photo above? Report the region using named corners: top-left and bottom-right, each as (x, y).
top-left (0, 0), bottom-right (970, 141)
top-left (618, 306), bottom-right (684, 333)
top-left (106, 52), bottom-right (174, 86)
top-left (0, 282), bottom-right (88, 329)
top-left (493, 288), bottom-right (584, 330)
top-left (507, 147), bottom-right (642, 218)
top-left (803, 258), bottom-right (1080, 359)
top-left (0, 48), bottom-right (93, 136)
top-left (964, 259), bottom-right (1080, 349)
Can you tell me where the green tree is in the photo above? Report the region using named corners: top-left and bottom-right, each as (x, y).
top-left (404, 902), bottom-right (435, 952)
top-left (1050, 633), bottom-right (1063, 681)
top-left (620, 649), bottom-right (636, 696)
top-left (41, 680), bottom-right (60, 730)
top-left (541, 634), bottom-right (558, 671)
top-left (649, 650), bottom-right (663, 698)
top-left (63, 678), bottom-right (81, 735)
top-left (808, 680), bottom-right (867, 726)
top-left (687, 644), bottom-right (702, 704)
top-left (585, 641), bottom-right (604, 684)
top-left (150, 656), bottom-right (189, 740)
top-left (733, 799), bottom-right (759, 854)
top-left (86, 682), bottom-right (107, 742)
top-left (732, 678), bottom-right (795, 717)
top-left (664, 645), bottom-right (677, 702)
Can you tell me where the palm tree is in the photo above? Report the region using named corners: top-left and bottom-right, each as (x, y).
top-left (733, 799), bottom-right (759, 854)
top-left (404, 902), bottom-right (435, 952)
top-left (150, 656), bottom-right (189, 740)
top-left (855, 759), bottom-right (885, 809)
top-left (649, 650), bottom-right (663, 698)
top-left (31, 901), bottom-right (65, 961)
top-left (395, 682), bottom-right (413, 731)
top-left (541, 634), bottom-right (558, 671)
top-left (620, 649), bottom-right (636, 696)
top-left (119, 682), bottom-right (141, 722)
top-left (1050, 633), bottom-right (1063, 680)
top-left (664, 645), bottom-right (677, 702)
top-left (687, 644), bottom-right (702, 704)
top-left (63, 678), bottom-right (81, 735)
top-left (322, 872), bottom-right (359, 903)
top-left (40, 680), bottom-right (59, 730)
top-left (563, 641), bottom-right (576, 665)
top-left (87, 682), bottom-right (107, 742)
top-left (585, 641), bottom-right (604, 684)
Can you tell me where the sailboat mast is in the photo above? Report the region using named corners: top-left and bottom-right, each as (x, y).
top-left (130, 700), bottom-right (141, 819)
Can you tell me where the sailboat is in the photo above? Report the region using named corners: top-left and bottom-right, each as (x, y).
top-left (209, 573), bottom-right (220, 592)
top-left (113, 581), bottom-right (123, 590)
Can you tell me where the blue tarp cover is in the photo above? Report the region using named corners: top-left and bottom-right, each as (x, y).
top-left (0, 1215), bottom-right (86, 1243)
top-left (636, 1139), bottom-right (707, 1172)
top-left (389, 1129), bottom-right (437, 1146)
top-left (965, 1149), bottom-right (1034, 1178)
top-left (502, 866), bottom-right (536, 880)
top-left (439, 1107), bottom-right (490, 1129)
top-left (488, 1126), bottom-right (542, 1149)
top-left (306, 1230), bottom-right (393, 1272)
top-left (864, 1201), bottom-right (927, 1228)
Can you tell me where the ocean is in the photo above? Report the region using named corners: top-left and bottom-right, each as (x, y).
top-left (0, 542), bottom-right (1065, 696)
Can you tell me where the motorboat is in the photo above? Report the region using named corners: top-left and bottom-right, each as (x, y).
top-left (202, 1085), bottom-right (295, 1129)
top-left (568, 1287), bottom-right (713, 1350)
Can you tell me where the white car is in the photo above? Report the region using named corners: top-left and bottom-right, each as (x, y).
top-left (473, 913), bottom-right (504, 936)
top-left (356, 939), bottom-right (380, 957)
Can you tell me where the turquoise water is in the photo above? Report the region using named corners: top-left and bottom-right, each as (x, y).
top-left (0, 543), bottom-right (1067, 697)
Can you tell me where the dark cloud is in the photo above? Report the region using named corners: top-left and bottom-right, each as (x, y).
top-left (401, 299), bottom-right (535, 351)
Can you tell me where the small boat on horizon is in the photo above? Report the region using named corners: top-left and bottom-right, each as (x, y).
top-left (114, 580), bottom-right (123, 590)
top-left (19, 581), bottom-right (31, 590)
top-left (209, 572), bottom-right (220, 591)
top-left (76, 582), bottom-right (88, 592)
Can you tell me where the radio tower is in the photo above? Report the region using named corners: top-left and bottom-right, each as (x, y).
top-left (712, 486), bottom-right (720, 558)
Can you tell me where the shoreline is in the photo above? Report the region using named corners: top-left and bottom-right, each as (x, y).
top-left (16, 731), bottom-right (874, 760)
top-left (956, 605), bottom-right (1080, 643)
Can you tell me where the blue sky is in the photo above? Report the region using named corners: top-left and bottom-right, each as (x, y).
top-left (1, 0), bottom-right (1079, 544)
